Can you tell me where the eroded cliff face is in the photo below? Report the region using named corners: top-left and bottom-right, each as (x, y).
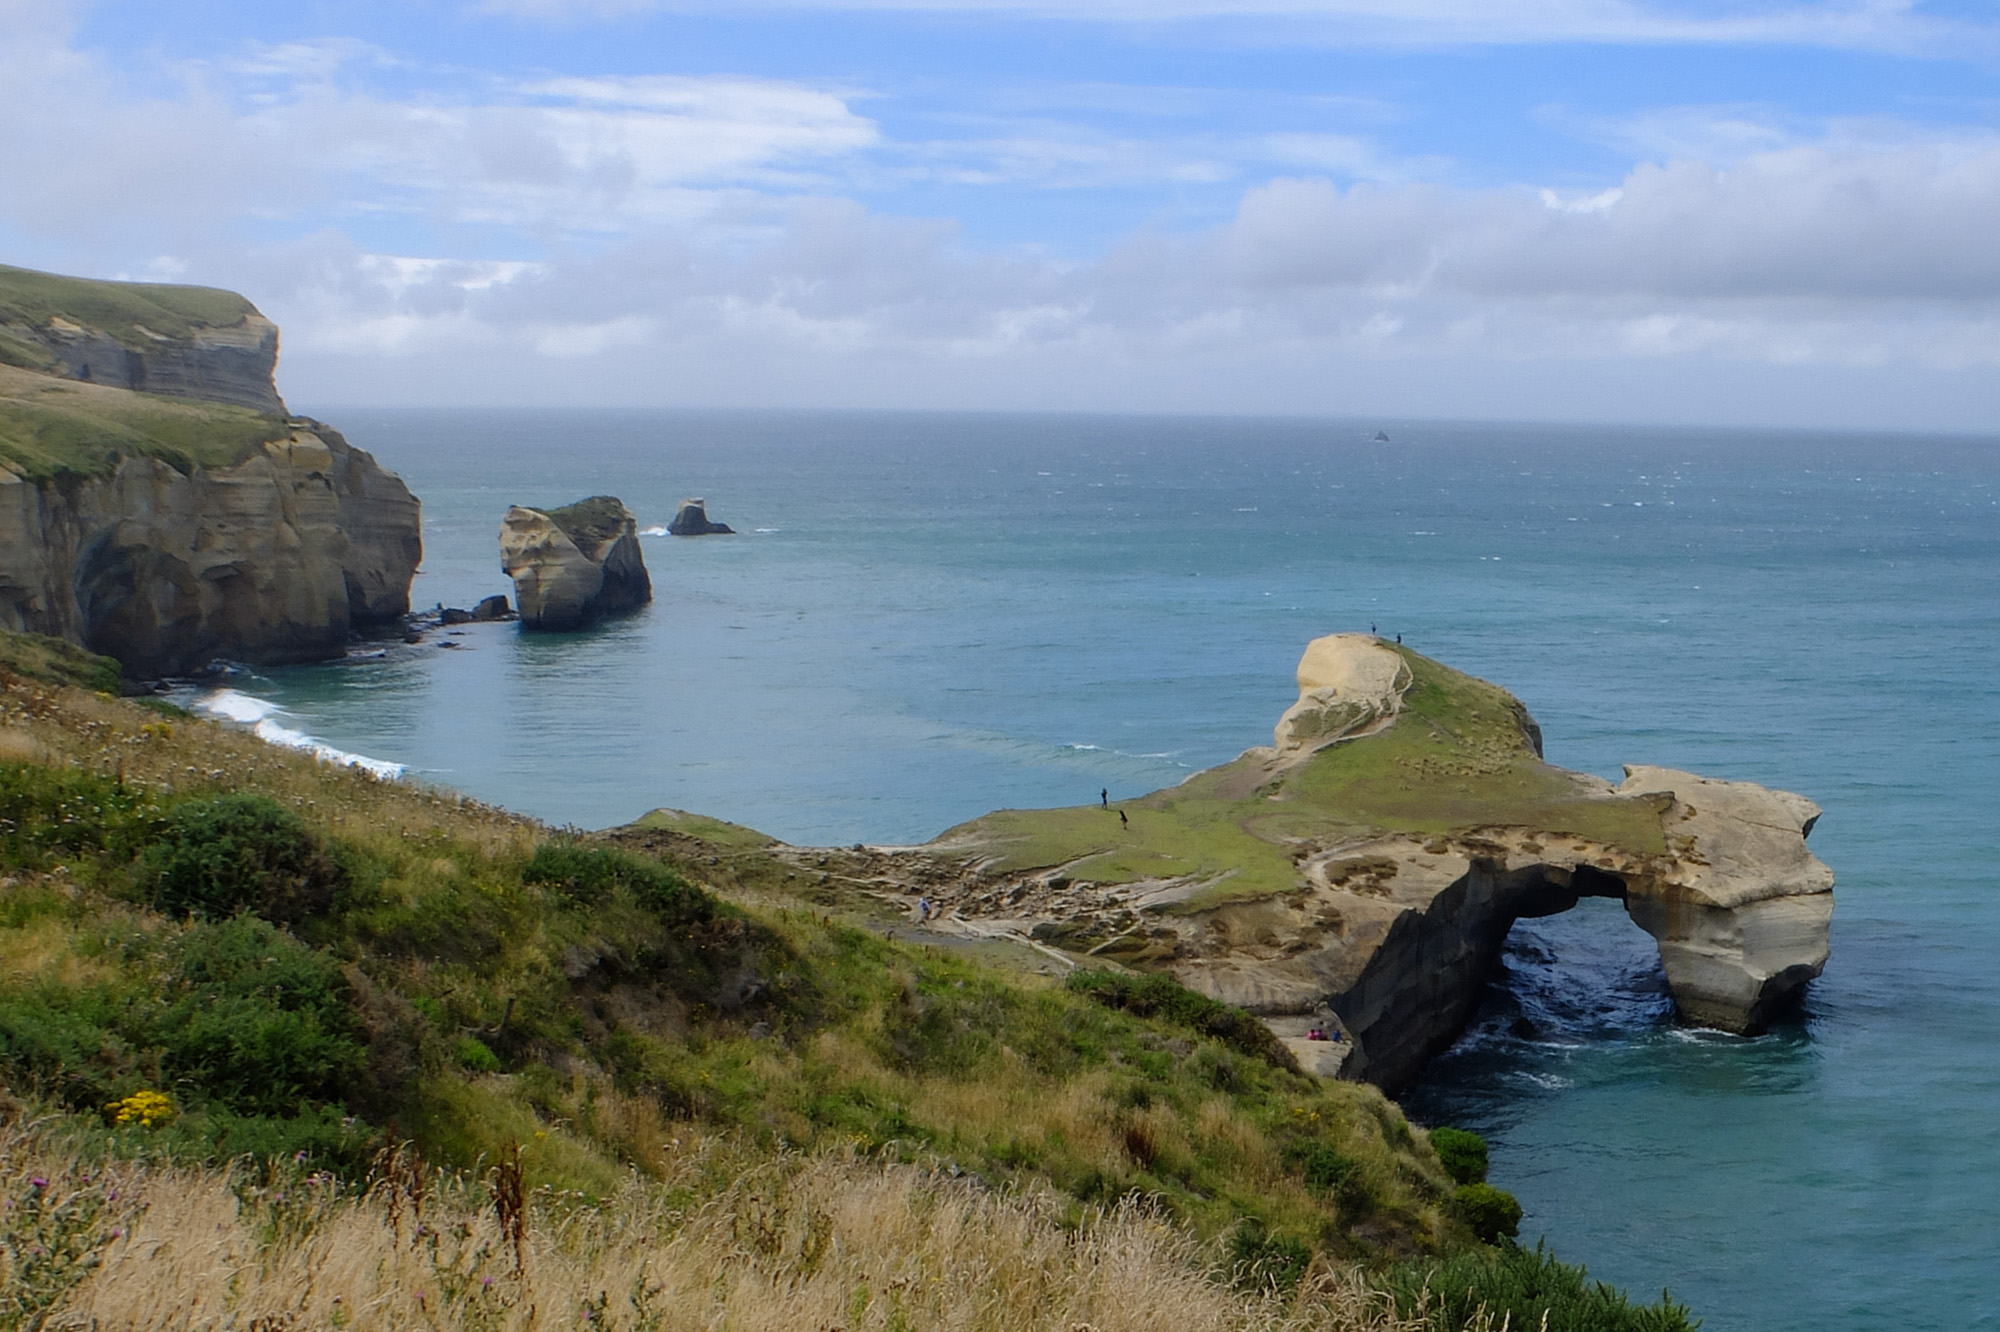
top-left (0, 422), bottom-right (421, 677)
top-left (774, 633), bottom-right (1835, 1092)
top-left (3, 313), bottom-right (285, 415)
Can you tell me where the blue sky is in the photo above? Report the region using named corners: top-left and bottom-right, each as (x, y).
top-left (6, 0), bottom-right (2000, 426)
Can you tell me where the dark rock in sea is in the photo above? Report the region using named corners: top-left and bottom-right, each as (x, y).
top-left (499, 496), bottom-right (652, 631)
top-left (471, 594), bottom-right (513, 622)
top-left (667, 498), bottom-right (734, 536)
top-left (439, 607), bottom-right (474, 626)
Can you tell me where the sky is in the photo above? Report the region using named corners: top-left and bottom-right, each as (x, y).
top-left (4, 0), bottom-right (2000, 427)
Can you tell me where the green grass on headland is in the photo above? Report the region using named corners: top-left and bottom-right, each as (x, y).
top-left (0, 362), bottom-right (285, 481)
top-left (938, 646), bottom-right (1668, 911)
top-left (0, 263), bottom-right (257, 355)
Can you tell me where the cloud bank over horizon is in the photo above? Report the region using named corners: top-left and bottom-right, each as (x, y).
top-left (5, 0), bottom-right (2000, 428)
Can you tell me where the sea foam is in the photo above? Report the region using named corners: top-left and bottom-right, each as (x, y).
top-left (191, 689), bottom-right (405, 779)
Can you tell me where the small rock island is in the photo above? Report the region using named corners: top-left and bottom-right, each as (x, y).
top-left (667, 497), bottom-right (733, 535)
top-left (499, 496), bottom-right (652, 631)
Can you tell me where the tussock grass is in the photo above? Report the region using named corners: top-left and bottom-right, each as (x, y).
top-left (0, 1117), bottom-right (1460, 1332)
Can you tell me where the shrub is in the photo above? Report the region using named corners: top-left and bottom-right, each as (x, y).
top-left (1063, 970), bottom-right (1299, 1071)
top-left (1225, 1221), bottom-right (1312, 1294)
top-left (454, 1037), bottom-right (502, 1073)
top-left (146, 794), bottom-right (339, 924)
top-left (1387, 1241), bottom-right (1699, 1332)
top-left (1430, 1126), bottom-right (1489, 1184)
top-left (1289, 1141), bottom-right (1360, 1198)
top-left (1452, 1182), bottom-right (1523, 1243)
top-left (523, 841), bottom-right (709, 925)
top-left (151, 916), bottom-right (365, 1116)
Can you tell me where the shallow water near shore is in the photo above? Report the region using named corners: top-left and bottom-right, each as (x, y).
top-left (228, 407), bottom-right (1996, 1331)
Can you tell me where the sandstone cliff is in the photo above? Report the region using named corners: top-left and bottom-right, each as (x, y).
top-left (756, 634), bottom-right (1835, 1092)
top-left (0, 264), bottom-right (285, 414)
top-left (0, 265), bottom-right (421, 676)
top-left (500, 496), bottom-right (652, 631)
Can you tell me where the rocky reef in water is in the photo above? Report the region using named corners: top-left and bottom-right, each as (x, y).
top-left (0, 265), bottom-right (420, 677)
top-left (500, 495), bottom-right (652, 631)
top-left (702, 634), bottom-right (1832, 1093)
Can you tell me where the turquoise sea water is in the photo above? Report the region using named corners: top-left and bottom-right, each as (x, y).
top-left (228, 409), bottom-right (1996, 1331)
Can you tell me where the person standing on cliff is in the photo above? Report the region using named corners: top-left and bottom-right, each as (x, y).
top-left (1101, 788), bottom-right (1109, 809)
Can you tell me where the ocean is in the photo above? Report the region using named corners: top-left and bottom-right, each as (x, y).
top-left (199, 408), bottom-right (1999, 1331)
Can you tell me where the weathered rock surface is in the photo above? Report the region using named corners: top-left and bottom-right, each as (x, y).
top-left (0, 421), bottom-right (420, 677)
top-left (773, 633), bottom-right (1834, 1092)
top-left (667, 498), bottom-right (733, 536)
top-left (500, 496), bottom-right (652, 631)
top-left (1273, 634), bottom-right (1410, 751)
top-left (0, 264), bottom-right (286, 414)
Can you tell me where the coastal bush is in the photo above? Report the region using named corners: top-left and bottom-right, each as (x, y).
top-left (1225, 1220), bottom-right (1313, 1293)
top-left (151, 915), bottom-right (365, 1116)
top-left (0, 915), bottom-right (363, 1127)
top-left (1429, 1126), bottom-right (1488, 1185)
top-left (1387, 1240), bottom-right (1699, 1332)
top-left (1450, 1182), bottom-right (1522, 1243)
top-left (1289, 1141), bottom-right (1361, 1199)
top-left (146, 793), bottom-right (340, 925)
top-left (1063, 969), bottom-right (1299, 1070)
top-left (522, 840), bottom-right (708, 925)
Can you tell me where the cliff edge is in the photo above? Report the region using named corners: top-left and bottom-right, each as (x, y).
top-left (0, 265), bottom-right (420, 675)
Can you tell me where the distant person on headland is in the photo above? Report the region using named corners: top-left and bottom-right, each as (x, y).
top-left (1119, 809), bottom-right (1128, 827)
top-left (1101, 788), bottom-right (1108, 809)
top-left (1396, 633), bottom-right (1402, 644)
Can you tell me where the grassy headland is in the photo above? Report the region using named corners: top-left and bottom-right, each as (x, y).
top-left (937, 645), bottom-right (1669, 910)
top-left (0, 629), bottom-right (1694, 1330)
top-left (0, 264), bottom-right (257, 360)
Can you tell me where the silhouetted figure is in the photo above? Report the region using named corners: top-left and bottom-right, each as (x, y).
top-left (1396, 633), bottom-right (1402, 644)
top-left (1101, 788), bottom-right (1109, 809)
top-left (1371, 623), bottom-right (1377, 635)
top-left (1119, 809), bottom-right (1128, 827)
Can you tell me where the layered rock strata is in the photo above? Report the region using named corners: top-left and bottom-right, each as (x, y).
top-left (500, 496), bottom-right (652, 631)
top-left (0, 263), bottom-right (286, 413)
top-left (761, 633), bottom-right (1834, 1092)
top-left (0, 422), bottom-right (421, 677)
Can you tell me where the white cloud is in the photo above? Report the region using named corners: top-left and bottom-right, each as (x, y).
top-left (470, 0), bottom-right (1992, 57)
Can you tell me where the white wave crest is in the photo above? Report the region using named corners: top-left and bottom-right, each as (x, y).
top-left (190, 689), bottom-right (405, 779)
top-left (640, 525), bottom-right (668, 536)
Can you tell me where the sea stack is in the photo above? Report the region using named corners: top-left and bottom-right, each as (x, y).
top-left (499, 496), bottom-right (652, 631)
top-left (667, 498), bottom-right (733, 536)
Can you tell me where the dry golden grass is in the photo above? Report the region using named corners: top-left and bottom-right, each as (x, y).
top-left (0, 1121), bottom-right (1455, 1332)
